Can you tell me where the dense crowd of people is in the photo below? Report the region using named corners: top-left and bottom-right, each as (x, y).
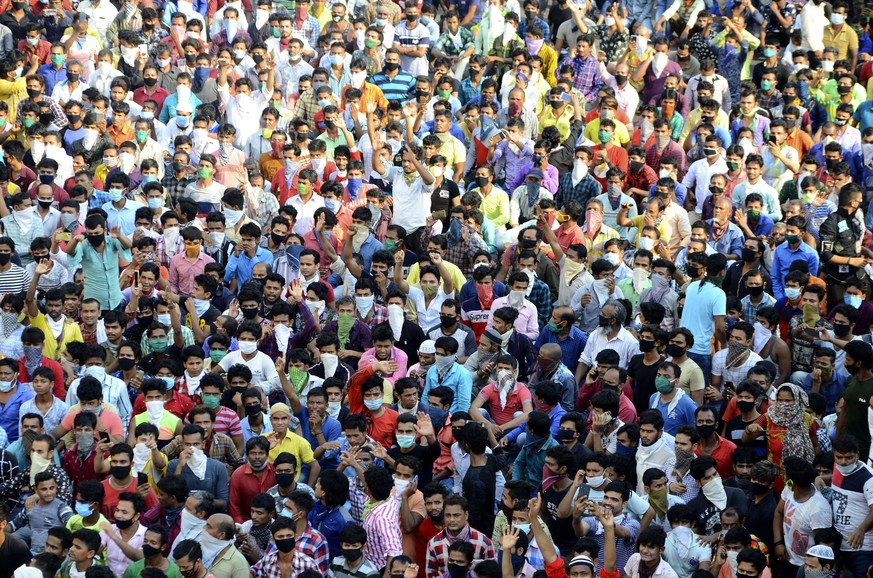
top-left (0, 1), bottom-right (873, 578)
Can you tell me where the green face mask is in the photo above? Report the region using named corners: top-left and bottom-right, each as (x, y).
top-left (364, 38), bottom-right (377, 49)
top-left (22, 118), bottom-right (35, 128)
top-left (761, 80), bottom-right (773, 91)
top-left (747, 209), bottom-right (760, 219)
top-left (726, 161), bottom-right (739, 172)
top-left (197, 167), bottom-right (212, 179)
top-left (51, 54), bottom-right (65, 67)
top-left (384, 239), bottom-right (398, 252)
top-left (210, 349), bottom-right (227, 364)
top-left (135, 129), bottom-right (149, 143)
top-left (547, 320), bottom-right (563, 332)
top-left (598, 130), bottom-right (611, 144)
top-left (272, 27), bottom-right (281, 37)
top-left (201, 394), bottom-right (221, 408)
top-left (655, 376), bottom-right (674, 394)
top-left (801, 192), bottom-right (816, 204)
top-left (706, 275), bottom-right (725, 288)
top-left (149, 337), bottom-right (169, 353)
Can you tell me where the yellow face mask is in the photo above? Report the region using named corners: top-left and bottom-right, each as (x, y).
top-left (556, 212), bottom-right (571, 223)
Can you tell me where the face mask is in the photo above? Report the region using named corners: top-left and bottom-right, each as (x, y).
top-left (238, 341), bottom-right (257, 355)
top-left (156, 314), bottom-right (171, 326)
top-left (845, 294), bottom-right (863, 308)
top-left (275, 537), bottom-right (296, 553)
top-left (75, 501), bottom-right (94, 517)
top-left (655, 376), bottom-right (674, 394)
top-left (831, 13), bottom-right (845, 25)
top-left (364, 398), bottom-right (383, 411)
top-left (111, 465), bottom-right (132, 480)
top-left (0, 379), bottom-right (14, 392)
top-left (737, 399), bottom-right (755, 413)
top-left (83, 365), bottom-right (106, 382)
top-left (697, 424), bottom-right (716, 439)
top-left (786, 288), bottom-right (801, 301)
top-left (149, 337), bottom-right (168, 352)
top-left (587, 475), bottom-right (606, 487)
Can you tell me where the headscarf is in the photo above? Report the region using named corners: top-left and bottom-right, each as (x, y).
top-left (767, 384), bottom-right (814, 464)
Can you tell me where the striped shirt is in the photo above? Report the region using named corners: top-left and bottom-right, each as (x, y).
top-left (328, 557), bottom-right (382, 578)
top-left (214, 406), bottom-right (243, 438)
top-left (371, 70), bottom-right (416, 103)
top-left (0, 264), bottom-right (32, 296)
top-left (362, 499), bottom-right (402, 567)
top-left (393, 22), bottom-right (431, 76)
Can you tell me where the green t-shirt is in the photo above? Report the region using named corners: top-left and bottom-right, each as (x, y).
top-left (66, 514), bottom-right (110, 564)
top-left (122, 559), bottom-right (183, 578)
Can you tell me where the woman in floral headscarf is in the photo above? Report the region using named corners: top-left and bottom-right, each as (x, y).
top-left (743, 383), bottom-right (819, 492)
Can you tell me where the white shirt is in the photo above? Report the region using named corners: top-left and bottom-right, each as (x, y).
top-left (836, 125), bottom-right (862, 154)
top-left (603, 68), bottom-right (641, 120)
top-left (77, 0), bottom-right (119, 42)
top-left (87, 68), bottom-right (124, 98)
top-left (286, 193), bottom-right (326, 236)
top-left (685, 74), bottom-right (732, 111)
top-left (800, 2), bottom-right (829, 52)
top-left (579, 326), bottom-right (640, 367)
top-left (50, 80), bottom-right (89, 105)
top-left (681, 156), bottom-right (729, 212)
top-left (762, 143), bottom-right (801, 192)
top-left (375, 165), bottom-right (434, 231)
top-left (406, 285), bottom-right (453, 331)
top-left (278, 58), bottom-right (314, 97)
top-left (217, 350), bottom-right (280, 394)
top-left (218, 85), bottom-right (268, 148)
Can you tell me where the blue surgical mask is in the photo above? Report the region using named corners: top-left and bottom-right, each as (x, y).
top-left (75, 501), bottom-right (94, 517)
top-left (0, 380), bottom-right (14, 392)
top-left (512, 522), bottom-right (531, 534)
top-left (147, 197), bottom-right (162, 209)
top-left (364, 398), bottom-right (383, 411)
top-left (396, 434), bottom-right (415, 448)
top-left (845, 294), bottom-right (863, 308)
top-left (786, 287), bottom-right (801, 301)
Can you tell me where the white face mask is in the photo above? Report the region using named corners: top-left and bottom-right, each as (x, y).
top-left (238, 340), bottom-right (257, 355)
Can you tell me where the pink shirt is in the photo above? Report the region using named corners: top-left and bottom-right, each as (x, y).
top-left (478, 382), bottom-right (532, 425)
top-left (359, 347), bottom-right (409, 385)
top-left (168, 251), bottom-right (215, 294)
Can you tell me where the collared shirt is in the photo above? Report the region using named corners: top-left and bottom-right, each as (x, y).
top-left (770, 241), bottom-right (820, 301)
top-left (556, 173), bottom-right (601, 211)
top-left (169, 251), bottom-right (215, 294)
top-left (264, 429), bottom-right (316, 473)
top-left (426, 525), bottom-right (495, 578)
top-left (251, 550), bottom-right (320, 578)
top-left (17, 395), bottom-right (67, 437)
top-left (0, 386), bottom-right (35, 443)
top-left (371, 70), bottom-right (416, 102)
top-left (579, 326), bottom-right (640, 368)
top-left (363, 499), bottom-right (402, 566)
top-left (224, 246), bottom-right (274, 289)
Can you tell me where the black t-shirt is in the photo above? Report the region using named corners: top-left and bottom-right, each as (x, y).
top-left (688, 486), bottom-right (748, 536)
top-left (628, 354), bottom-right (664, 416)
top-left (724, 415), bottom-right (768, 458)
top-left (745, 491), bottom-right (777, 549)
top-left (0, 534), bottom-right (32, 578)
top-left (543, 482), bottom-right (579, 553)
top-left (387, 440), bottom-right (441, 487)
top-left (431, 180), bottom-right (461, 229)
top-left (139, 345), bottom-right (184, 375)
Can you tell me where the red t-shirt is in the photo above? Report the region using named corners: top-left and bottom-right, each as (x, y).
top-left (101, 477), bottom-right (159, 521)
top-left (477, 382), bottom-right (532, 425)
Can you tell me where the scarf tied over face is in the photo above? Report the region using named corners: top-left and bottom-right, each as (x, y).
top-left (767, 384), bottom-right (814, 464)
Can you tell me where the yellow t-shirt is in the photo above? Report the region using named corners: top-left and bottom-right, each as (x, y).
top-left (629, 214), bottom-right (672, 247)
top-left (29, 312), bottom-right (84, 360)
top-left (265, 430), bottom-right (316, 479)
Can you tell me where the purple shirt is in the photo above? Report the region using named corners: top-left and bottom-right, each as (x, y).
top-left (642, 60), bottom-right (683, 105)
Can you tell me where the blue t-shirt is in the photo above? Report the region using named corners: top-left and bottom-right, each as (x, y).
top-left (681, 280), bottom-right (727, 355)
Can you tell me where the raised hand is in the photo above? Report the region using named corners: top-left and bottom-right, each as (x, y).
top-left (501, 525), bottom-right (521, 551)
top-left (416, 412), bottom-right (435, 438)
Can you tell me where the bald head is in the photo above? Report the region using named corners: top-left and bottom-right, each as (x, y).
top-left (541, 343), bottom-right (562, 361)
top-left (205, 514), bottom-right (235, 540)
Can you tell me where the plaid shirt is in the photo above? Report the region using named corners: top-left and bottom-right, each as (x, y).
top-left (458, 76), bottom-right (482, 108)
top-left (420, 226), bottom-right (488, 277)
top-left (254, 189), bottom-right (281, 228)
top-left (559, 55), bottom-right (603, 102)
top-left (364, 304), bottom-right (388, 329)
top-left (426, 526), bottom-right (494, 578)
top-left (293, 16), bottom-right (321, 50)
top-left (259, 303), bottom-right (317, 359)
top-left (251, 549), bottom-right (320, 578)
top-left (17, 95), bottom-right (68, 129)
top-left (556, 173), bottom-right (601, 210)
top-left (161, 173), bottom-right (196, 207)
top-left (740, 293), bottom-right (777, 327)
top-left (527, 278), bottom-right (552, 329)
top-left (162, 432), bottom-right (245, 468)
top-left (757, 88), bottom-right (783, 112)
top-left (433, 28), bottom-right (474, 58)
top-left (262, 521), bottom-right (331, 574)
top-left (348, 478), bottom-right (368, 525)
top-left (140, 325), bottom-right (196, 355)
top-left (155, 234), bottom-right (185, 267)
